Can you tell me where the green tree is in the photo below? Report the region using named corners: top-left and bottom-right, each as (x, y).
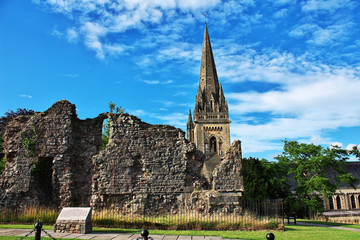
top-left (108, 101), bottom-right (115, 113)
top-left (0, 108), bottom-right (35, 134)
top-left (275, 140), bottom-right (358, 216)
top-left (261, 159), bottom-right (290, 199)
top-left (241, 157), bottom-right (269, 200)
top-left (241, 157), bottom-right (289, 200)
top-left (348, 145), bottom-right (360, 160)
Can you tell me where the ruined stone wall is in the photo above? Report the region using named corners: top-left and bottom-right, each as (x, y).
top-left (212, 140), bottom-right (243, 192)
top-left (0, 100), bottom-right (106, 208)
top-left (0, 100), bottom-right (243, 211)
top-left (90, 113), bottom-right (207, 212)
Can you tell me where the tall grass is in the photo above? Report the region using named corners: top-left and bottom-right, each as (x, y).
top-left (0, 202), bottom-right (283, 231)
top-left (92, 209), bottom-right (283, 231)
top-left (0, 206), bottom-right (58, 224)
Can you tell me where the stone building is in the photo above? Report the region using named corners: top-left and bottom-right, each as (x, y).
top-left (323, 162), bottom-right (360, 218)
top-left (187, 23), bottom-right (231, 158)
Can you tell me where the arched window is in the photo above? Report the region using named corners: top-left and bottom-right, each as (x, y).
top-left (336, 196), bottom-right (342, 210)
top-left (329, 197), bottom-right (334, 210)
top-left (351, 195), bottom-right (356, 209)
top-left (210, 136), bottom-right (217, 153)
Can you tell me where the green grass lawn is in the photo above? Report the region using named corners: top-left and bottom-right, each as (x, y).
top-left (1, 223), bottom-right (360, 240)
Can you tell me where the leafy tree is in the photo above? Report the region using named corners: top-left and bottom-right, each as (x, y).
top-left (0, 108), bottom-right (35, 134)
top-left (241, 157), bottom-right (269, 200)
top-left (348, 145), bottom-right (360, 160)
top-left (275, 140), bottom-right (358, 217)
top-left (241, 157), bottom-right (289, 200)
top-left (108, 101), bottom-right (115, 113)
top-left (261, 159), bottom-right (290, 199)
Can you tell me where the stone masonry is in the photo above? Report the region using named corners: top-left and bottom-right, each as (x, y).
top-left (0, 100), bottom-right (243, 212)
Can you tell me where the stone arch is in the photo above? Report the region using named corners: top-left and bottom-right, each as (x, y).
top-left (351, 195), bottom-right (356, 209)
top-left (336, 195), bottom-right (342, 210)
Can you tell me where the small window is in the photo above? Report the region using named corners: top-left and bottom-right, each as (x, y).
top-left (210, 136), bottom-right (217, 153)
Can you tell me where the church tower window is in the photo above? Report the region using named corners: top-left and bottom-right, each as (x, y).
top-left (210, 136), bottom-right (217, 153)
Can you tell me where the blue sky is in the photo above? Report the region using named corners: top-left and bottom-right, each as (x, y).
top-left (1, 0), bottom-right (360, 160)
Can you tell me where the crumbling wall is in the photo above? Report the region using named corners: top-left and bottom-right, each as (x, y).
top-left (212, 140), bottom-right (243, 192)
top-left (0, 100), bottom-right (106, 208)
top-left (90, 113), bottom-right (207, 212)
top-left (0, 100), bottom-right (243, 211)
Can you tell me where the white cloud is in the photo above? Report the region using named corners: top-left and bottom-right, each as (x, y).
top-left (289, 23), bottom-right (320, 38)
top-left (222, 44), bottom-right (360, 154)
top-left (51, 28), bottom-right (63, 37)
top-left (104, 44), bottom-right (129, 56)
top-left (81, 21), bottom-right (108, 59)
top-left (301, 0), bottom-right (356, 14)
top-left (346, 143), bottom-right (357, 151)
top-left (20, 94), bottom-right (33, 99)
top-left (273, 9), bottom-right (288, 19)
top-left (151, 112), bottom-right (188, 128)
top-left (142, 80), bottom-right (174, 85)
top-left (67, 28), bottom-right (79, 43)
top-left (272, 0), bottom-right (293, 6)
top-left (129, 109), bottom-right (147, 117)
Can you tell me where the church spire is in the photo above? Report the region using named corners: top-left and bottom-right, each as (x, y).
top-left (198, 22), bottom-right (220, 98)
top-left (188, 22), bottom-right (231, 157)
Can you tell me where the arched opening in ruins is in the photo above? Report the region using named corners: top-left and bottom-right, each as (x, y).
top-left (32, 157), bottom-right (54, 205)
top-left (210, 136), bottom-right (217, 153)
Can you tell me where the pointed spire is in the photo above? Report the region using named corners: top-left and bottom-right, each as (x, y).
top-left (188, 109), bottom-right (193, 123)
top-left (194, 23), bottom-right (229, 115)
top-left (198, 23), bottom-right (219, 97)
top-left (219, 83), bottom-right (224, 102)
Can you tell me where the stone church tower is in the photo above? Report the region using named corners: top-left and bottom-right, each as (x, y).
top-left (187, 23), bottom-right (231, 157)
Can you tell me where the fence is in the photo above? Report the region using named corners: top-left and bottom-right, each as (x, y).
top-left (0, 199), bottom-right (284, 231)
top-left (92, 199), bottom-right (284, 230)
